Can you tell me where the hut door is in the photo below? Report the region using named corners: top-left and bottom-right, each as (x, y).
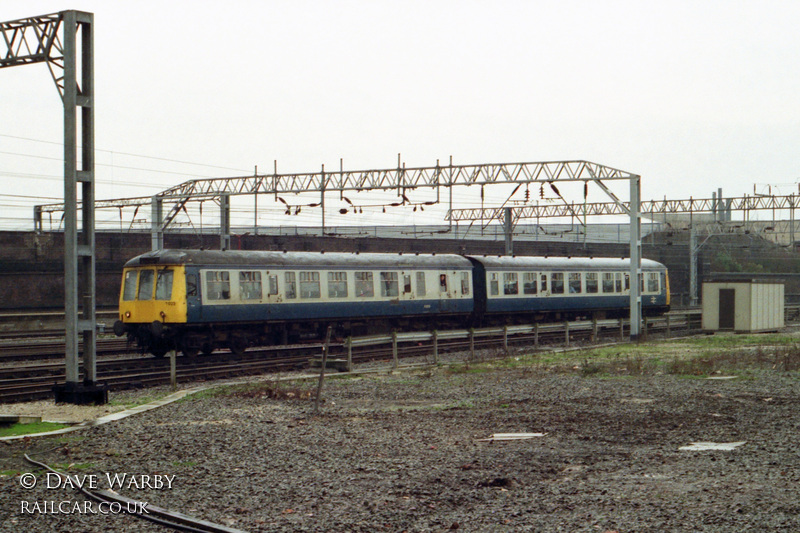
top-left (719, 289), bottom-right (735, 330)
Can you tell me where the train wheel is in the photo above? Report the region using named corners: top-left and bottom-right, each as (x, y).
top-left (200, 342), bottom-right (215, 356)
top-left (180, 338), bottom-right (200, 358)
top-left (228, 336), bottom-right (247, 356)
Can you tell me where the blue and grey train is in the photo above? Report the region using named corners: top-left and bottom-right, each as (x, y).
top-left (113, 249), bottom-right (670, 356)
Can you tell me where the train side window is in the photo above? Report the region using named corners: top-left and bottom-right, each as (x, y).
top-left (585, 273), bottom-right (598, 293)
top-left (439, 274), bottom-right (448, 292)
top-left (489, 273), bottom-right (499, 296)
top-left (122, 270), bottom-right (138, 301)
top-left (300, 271), bottom-right (321, 299)
top-left (268, 275), bottom-right (278, 296)
top-left (615, 273), bottom-right (623, 293)
top-left (206, 271), bottom-right (230, 300)
top-left (551, 273), bottom-right (565, 294)
top-left (503, 272), bottom-right (518, 295)
top-left (328, 271), bottom-right (348, 298)
top-left (403, 274), bottom-right (413, 294)
top-left (239, 271), bottom-right (262, 300)
top-left (602, 273), bottom-right (614, 293)
top-left (460, 272), bottom-right (470, 295)
top-left (568, 273), bottom-right (582, 294)
top-left (416, 272), bottom-right (426, 296)
top-left (137, 269), bottom-right (155, 300)
top-left (156, 269), bottom-right (174, 300)
top-left (285, 272), bottom-right (297, 299)
top-left (647, 272), bottom-right (659, 293)
top-left (540, 273), bottom-right (548, 293)
top-left (380, 272), bottom-right (399, 297)
top-left (625, 273), bottom-right (631, 291)
top-left (523, 272), bottom-right (537, 295)
top-left (355, 271), bottom-right (374, 297)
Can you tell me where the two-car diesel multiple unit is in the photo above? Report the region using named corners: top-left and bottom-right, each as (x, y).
top-left (113, 249), bottom-right (670, 357)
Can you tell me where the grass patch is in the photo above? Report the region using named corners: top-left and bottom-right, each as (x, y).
top-left (0, 421), bottom-right (70, 438)
top-left (181, 381), bottom-right (315, 402)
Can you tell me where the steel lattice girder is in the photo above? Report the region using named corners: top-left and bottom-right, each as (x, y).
top-left (447, 194), bottom-right (800, 222)
top-left (0, 12), bottom-right (67, 95)
top-left (154, 160), bottom-right (636, 199)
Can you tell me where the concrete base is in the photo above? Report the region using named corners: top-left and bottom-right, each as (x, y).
top-left (53, 382), bottom-right (109, 405)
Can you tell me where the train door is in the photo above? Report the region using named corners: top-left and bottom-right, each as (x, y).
top-left (438, 271), bottom-right (452, 312)
top-left (539, 272), bottom-right (551, 297)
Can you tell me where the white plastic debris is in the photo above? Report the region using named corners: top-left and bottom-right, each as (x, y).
top-left (679, 441), bottom-right (746, 451)
top-left (477, 433), bottom-right (547, 442)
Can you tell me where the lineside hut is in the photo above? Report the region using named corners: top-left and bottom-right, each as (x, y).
top-left (702, 278), bottom-right (784, 333)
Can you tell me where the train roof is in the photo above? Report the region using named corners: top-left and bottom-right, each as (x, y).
top-left (123, 249), bottom-right (474, 270)
top-left (466, 255), bottom-right (666, 271)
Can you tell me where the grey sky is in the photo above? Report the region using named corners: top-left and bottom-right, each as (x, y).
top-left (2, 0), bottom-right (799, 230)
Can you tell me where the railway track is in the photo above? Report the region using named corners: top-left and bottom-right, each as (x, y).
top-left (0, 311), bottom-right (699, 403)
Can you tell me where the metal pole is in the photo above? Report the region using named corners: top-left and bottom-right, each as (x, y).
top-left (220, 193), bottom-right (231, 250)
top-left (629, 175), bottom-right (642, 340)
top-left (504, 207), bottom-right (513, 256)
top-left (151, 197), bottom-right (163, 251)
top-left (689, 227), bottom-right (698, 307)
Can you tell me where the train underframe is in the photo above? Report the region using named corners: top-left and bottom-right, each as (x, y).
top-left (116, 304), bottom-right (669, 358)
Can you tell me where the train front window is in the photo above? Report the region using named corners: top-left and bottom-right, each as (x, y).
top-left (122, 270), bottom-right (138, 301)
top-left (206, 271), bottom-right (230, 300)
top-left (137, 270), bottom-right (154, 300)
top-left (155, 269), bottom-right (174, 300)
top-left (239, 271), bottom-right (262, 300)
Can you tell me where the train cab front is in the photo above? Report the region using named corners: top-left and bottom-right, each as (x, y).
top-left (114, 265), bottom-right (188, 356)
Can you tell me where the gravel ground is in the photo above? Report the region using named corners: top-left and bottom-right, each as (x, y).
top-left (1, 347), bottom-right (800, 532)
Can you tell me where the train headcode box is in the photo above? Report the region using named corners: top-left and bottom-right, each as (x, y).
top-left (701, 279), bottom-right (784, 333)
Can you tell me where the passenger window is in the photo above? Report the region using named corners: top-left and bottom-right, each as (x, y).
top-left (403, 274), bottom-right (412, 294)
top-left (416, 272), bottom-right (426, 296)
top-left (239, 271), bottom-right (262, 300)
top-left (615, 273), bottom-right (623, 293)
top-left (380, 272), bottom-right (399, 297)
top-left (285, 272), bottom-right (297, 299)
top-left (568, 273), bottom-right (582, 294)
top-left (602, 273), bottom-right (615, 293)
top-left (155, 269), bottom-right (174, 300)
top-left (328, 272), bottom-right (348, 298)
top-left (186, 274), bottom-right (198, 297)
top-left (489, 273), bottom-right (499, 296)
top-left (551, 273), bottom-right (565, 294)
top-left (523, 272), bottom-right (537, 295)
top-left (460, 272), bottom-right (470, 295)
top-left (439, 274), bottom-right (448, 293)
top-left (122, 270), bottom-right (138, 301)
top-left (355, 272), bottom-right (374, 297)
top-left (647, 272), bottom-right (659, 293)
top-left (585, 273), bottom-right (598, 294)
top-left (206, 271), bottom-right (230, 300)
top-left (138, 270), bottom-right (155, 300)
top-left (541, 274), bottom-right (548, 293)
top-left (300, 271), bottom-right (321, 299)
top-left (503, 272), bottom-right (518, 295)
top-left (268, 275), bottom-right (278, 296)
